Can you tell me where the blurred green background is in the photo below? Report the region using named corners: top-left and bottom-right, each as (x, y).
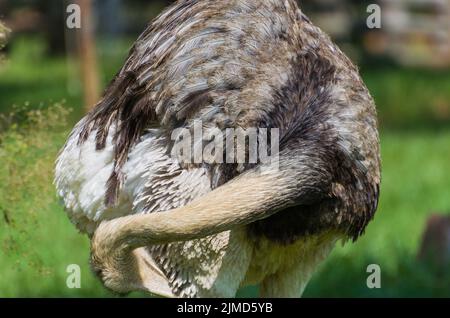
top-left (0, 0), bottom-right (449, 298)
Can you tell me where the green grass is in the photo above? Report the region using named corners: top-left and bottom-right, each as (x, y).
top-left (363, 67), bottom-right (450, 130)
top-left (0, 104), bottom-right (108, 297)
top-left (0, 37), bottom-right (80, 120)
top-left (0, 37), bottom-right (449, 297)
top-left (0, 36), bottom-right (134, 123)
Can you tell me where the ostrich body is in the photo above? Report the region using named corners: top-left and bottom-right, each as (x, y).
top-left (55, 0), bottom-right (380, 298)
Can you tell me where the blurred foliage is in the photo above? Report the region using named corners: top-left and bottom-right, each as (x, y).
top-left (0, 36), bottom-right (134, 122)
top-left (0, 21), bottom-right (10, 48)
top-left (364, 68), bottom-right (450, 130)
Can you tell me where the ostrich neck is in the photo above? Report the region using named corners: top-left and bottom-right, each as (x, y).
top-left (91, 148), bottom-right (328, 293)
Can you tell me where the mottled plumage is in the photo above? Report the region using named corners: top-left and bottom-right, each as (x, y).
top-left (55, 0), bottom-right (380, 297)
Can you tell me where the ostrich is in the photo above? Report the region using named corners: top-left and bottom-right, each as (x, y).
top-left (55, 0), bottom-right (380, 298)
